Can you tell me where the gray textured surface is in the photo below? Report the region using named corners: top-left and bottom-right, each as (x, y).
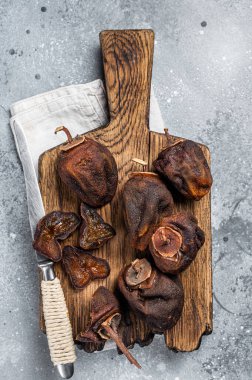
top-left (0, 0), bottom-right (251, 379)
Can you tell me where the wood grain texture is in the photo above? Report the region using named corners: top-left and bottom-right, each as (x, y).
top-left (38, 29), bottom-right (212, 353)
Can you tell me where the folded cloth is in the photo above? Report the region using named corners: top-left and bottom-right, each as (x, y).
top-left (10, 79), bottom-right (165, 236)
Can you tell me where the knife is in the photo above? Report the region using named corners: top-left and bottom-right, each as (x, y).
top-left (11, 120), bottom-right (76, 379)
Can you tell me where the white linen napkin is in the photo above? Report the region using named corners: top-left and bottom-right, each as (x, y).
top-left (10, 79), bottom-right (165, 235)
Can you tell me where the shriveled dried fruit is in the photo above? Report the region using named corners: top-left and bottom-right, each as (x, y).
top-left (79, 203), bottom-right (115, 250)
top-left (76, 286), bottom-right (141, 368)
top-left (62, 246), bottom-right (110, 289)
top-left (153, 129), bottom-right (213, 200)
top-left (149, 212), bottom-right (205, 274)
top-left (32, 211), bottom-right (80, 262)
top-left (123, 172), bottom-right (174, 251)
top-left (55, 126), bottom-right (118, 207)
top-left (118, 258), bottom-right (184, 333)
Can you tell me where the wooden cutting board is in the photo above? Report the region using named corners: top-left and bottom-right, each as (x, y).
top-left (38, 29), bottom-right (212, 352)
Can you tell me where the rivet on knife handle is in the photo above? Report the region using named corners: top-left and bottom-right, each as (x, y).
top-left (41, 277), bottom-right (76, 373)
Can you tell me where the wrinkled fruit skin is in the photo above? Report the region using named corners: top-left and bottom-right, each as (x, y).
top-left (79, 203), bottom-right (115, 250)
top-left (57, 138), bottom-right (118, 207)
top-left (123, 173), bottom-right (174, 251)
top-left (118, 262), bottom-right (184, 333)
top-left (153, 140), bottom-right (213, 200)
top-left (33, 211), bottom-right (80, 262)
top-left (76, 286), bottom-right (120, 344)
top-left (62, 246), bottom-right (110, 289)
top-left (149, 212), bottom-right (205, 274)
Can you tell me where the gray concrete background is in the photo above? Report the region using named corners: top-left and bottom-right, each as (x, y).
top-left (0, 1), bottom-right (251, 379)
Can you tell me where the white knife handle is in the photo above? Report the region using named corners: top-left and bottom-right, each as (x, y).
top-left (41, 278), bottom-right (76, 366)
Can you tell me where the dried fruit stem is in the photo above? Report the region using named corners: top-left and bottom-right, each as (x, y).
top-left (132, 158), bottom-right (148, 172)
top-left (101, 323), bottom-right (141, 369)
top-left (164, 128), bottom-right (170, 143)
top-left (55, 126), bottom-right (73, 143)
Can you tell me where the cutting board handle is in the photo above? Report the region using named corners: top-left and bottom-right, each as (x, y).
top-left (100, 29), bottom-right (154, 129)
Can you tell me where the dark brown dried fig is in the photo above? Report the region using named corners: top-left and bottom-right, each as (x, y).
top-left (55, 126), bottom-right (118, 208)
top-left (118, 259), bottom-right (184, 333)
top-left (153, 129), bottom-right (213, 200)
top-left (149, 212), bottom-right (205, 274)
top-left (79, 203), bottom-right (115, 250)
top-left (62, 246), bottom-right (110, 289)
top-left (123, 172), bottom-right (174, 251)
top-left (32, 211), bottom-right (80, 262)
top-left (76, 286), bottom-right (141, 368)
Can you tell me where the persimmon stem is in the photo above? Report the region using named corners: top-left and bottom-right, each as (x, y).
top-left (101, 323), bottom-right (141, 369)
top-left (164, 128), bottom-right (170, 142)
top-left (132, 158), bottom-right (148, 172)
top-left (55, 126), bottom-right (73, 143)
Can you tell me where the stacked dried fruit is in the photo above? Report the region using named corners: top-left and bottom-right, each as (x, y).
top-left (119, 128), bottom-right (211, 337)
top-left (33, 127), bottom-right (117, 287)
top-left (33, 126), bottom-right (212, 367)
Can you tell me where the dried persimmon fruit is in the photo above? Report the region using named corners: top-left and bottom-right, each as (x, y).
top-left (55, 126), bottom-right (118, 208)
top-left (123, 172), bottom-right (174, 251)
top-left (32, 211), bottom-right (80, 262)
top-left (79, 203), bottom-right (115, 250)
top-left (62, 246), bottom-right (110, 289)
top-left (118, 258), bottom-right (184, 333)
top-left (153, 129), bottom-right (213, 200)
top-left (76, 286), bottom-right (141, 368)
top-left (149, 212), bottom-right (205, 274)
